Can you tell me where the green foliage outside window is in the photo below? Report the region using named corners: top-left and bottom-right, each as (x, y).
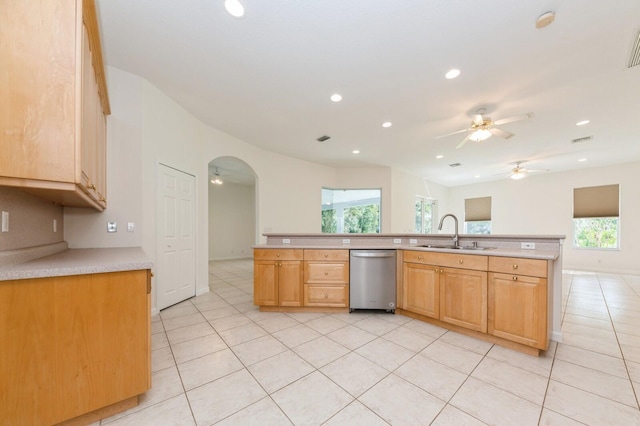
top-left (321, 209), bottom-right (337, 233)
top-left (574, 217), bottom-right (619, 248)
top-left (344, 205), bottom-right (380, 233)
top-left (465, 221), bottom-right (491, 234)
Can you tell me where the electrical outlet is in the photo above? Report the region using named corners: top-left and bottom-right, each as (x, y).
top-left (342, 239), bottom-right (350, 245)
top-left (521, 242), bottom-right (536, 249)
top-left (282, 238), bottom-right (290, 244)
top-left (127, 222), bottom-right (135, 232)
top-left (393, 238), bottom-right (402, 244)
top-left (409, 239), bottom-right (417, 245)
top-left (107, 222), bottom-right (117, 233)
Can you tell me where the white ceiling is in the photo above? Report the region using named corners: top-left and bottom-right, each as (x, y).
top-left (96, 0), bottom-right (640, 187)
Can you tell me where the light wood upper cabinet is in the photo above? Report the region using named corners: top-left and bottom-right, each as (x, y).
top-left (0, 0), bottom-right (110, 210)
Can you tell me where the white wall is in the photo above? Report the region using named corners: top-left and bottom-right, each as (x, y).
top-left (448, 162), bottom-right (640, 274)
top-left (390, 169), bottom-right (449, 233)
top-left (209, 182), bottom-right (255, 260)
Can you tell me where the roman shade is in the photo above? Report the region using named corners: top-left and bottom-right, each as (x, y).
top-left (465, 196), bottom-right (492, 221)
top-left (573, 184), bottom-right (620, 218)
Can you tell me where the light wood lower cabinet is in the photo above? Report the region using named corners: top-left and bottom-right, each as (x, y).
top-left (253, 249), bottom-right (304, 307)
top-left (254, 249), bottom-right (349, 309)
top-left (440, 267), bottom-right (488, 333)
top-left (0, 270), bottom-right (151, 425)
top-left (402, 261), bottom-right (440, 319)
top-left (488, 257), bottom-right (548, 349)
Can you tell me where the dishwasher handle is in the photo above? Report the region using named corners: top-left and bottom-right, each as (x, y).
top-left (351, 252), bottom-right (395, 258)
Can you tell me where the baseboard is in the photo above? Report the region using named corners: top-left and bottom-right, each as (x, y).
top-left (550, 331), bottom-right (563, 343)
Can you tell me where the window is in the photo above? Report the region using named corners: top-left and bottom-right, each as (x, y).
top-left (573, 184), bottom-right (619, 249)
top-left (321, 188), bottom-right (381, 233)
top-left (464, 196), bottom-right (491, 234)
top-left (415, 196), bottom-right (435, 233)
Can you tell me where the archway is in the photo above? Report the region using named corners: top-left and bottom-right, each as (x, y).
top-left (207, 156), bottom-right (258, 261)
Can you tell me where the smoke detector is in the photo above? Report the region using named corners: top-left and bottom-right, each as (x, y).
top-left (536, 11), bottom-right (555, 29)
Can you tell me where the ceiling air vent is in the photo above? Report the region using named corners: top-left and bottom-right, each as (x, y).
top-left (449, 163), bottom-right (462, 167)
top-left (571, 136), bottom-right (593, 144)
top-left (629, 29), bottom-right (640, 68)
top-left (316, 135), bottom-right (331, 142)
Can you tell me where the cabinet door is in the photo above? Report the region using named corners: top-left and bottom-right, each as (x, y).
top-left (278, 260), bottom-right (303, 307)
top-left (489, 272), bottom-right (548, 349)
top-left (402, 262), bottom-right (440, 318)
top-left (440, 267), bottom-right (487, 332)
top-left (54, 271), bottom-right (150, 422)
top-left (0, 279), bottom-right (57, 425)
top-left (254, 260), bottom-right (278, 306)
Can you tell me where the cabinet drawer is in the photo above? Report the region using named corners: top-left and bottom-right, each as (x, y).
top-left (254, 248), bottom-right (303, 261)
top-left (403, 250), bottom-right (487, 271)
top-left (489, 256), bottom-right (547, 278)
top-left (304, 249), bottom-right (349, 261)
top-left (304, 284), bottom-right (349, 307)
top-left (304, 262), bottom-right (349, 284)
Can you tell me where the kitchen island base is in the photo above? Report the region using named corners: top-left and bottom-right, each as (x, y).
top-left (397, 308), bottom-right (544, 357)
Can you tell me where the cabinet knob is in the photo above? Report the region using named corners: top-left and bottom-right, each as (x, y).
top-left (276, 253), bottom-right (280, 257)
top-left (513, 276), bottom-right (518, 281)
top-left (324, 271), bottom-right (329, 275)
top-left (324, 293), bottom-right (328, 298)
top-left (512, 264), bottom-right (518, 269)
top-left (86, 183), bottom-right (96, 190)
top-left (324, 253), bottom-right (328, 258)
top-left (417, 255), bottom-right (422, 260)
top-left (459, 259), bottom-right (463, 264)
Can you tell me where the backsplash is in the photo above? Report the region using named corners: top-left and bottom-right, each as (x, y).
top-left (0, 187), bottom-right (64, 252)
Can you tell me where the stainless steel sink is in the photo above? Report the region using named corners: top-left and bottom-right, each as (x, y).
top-left (420, 245), bottom-right (493, 251)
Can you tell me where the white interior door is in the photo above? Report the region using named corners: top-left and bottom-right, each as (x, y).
top-left (157, 164), bottom-right (196, 310)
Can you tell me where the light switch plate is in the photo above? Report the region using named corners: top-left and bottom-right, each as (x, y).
top-left (393, 238), bottom-right (402, 244)
top-left (127, 222), bottom-right (135, 232)
top-left (282, 238), bottom-right (290, 244)
top-left (2, 210), bottom-right (9, 232)
top-left (521, 242), bottom-right (535, 249)
top-left (409, 239), bottom-right (417, 245)
top-left (342, 239), bottom-right (350, 245)
top-left (107, 222), bottom-right (117, 233)
top-left (1, 211), bottom-right (8, 232)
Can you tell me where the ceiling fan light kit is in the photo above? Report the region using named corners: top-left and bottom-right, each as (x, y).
top-left (469, 128), bottom-right (492, 142)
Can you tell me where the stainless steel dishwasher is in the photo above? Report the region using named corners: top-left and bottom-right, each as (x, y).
top-left (349, 250), bottom-right (397, 313)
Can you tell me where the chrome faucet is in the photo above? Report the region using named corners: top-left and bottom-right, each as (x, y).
top-left (438, 214), bottom-right (459, 248)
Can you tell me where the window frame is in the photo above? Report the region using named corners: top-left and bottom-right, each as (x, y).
top-left (321, 187), bottom-right (382, 234)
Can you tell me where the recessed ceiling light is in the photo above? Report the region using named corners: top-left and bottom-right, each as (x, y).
top-left (330, 93), bottom-right (342, 102)
top-left (474, 175), bottom-right (481, 178)
top-left (578, 158), bottom-right (587, 162)
top-left (576, 120), bottom-right (590, 126)
top-left (445, 69), bottom-right (460, 79)
top-left (436, 155), bottom-right (444, 159)
top-left (224, 0), bottom-right (245, 17)
top-left (352, 150), bottom-right (360, 154)
top-left (382, 122), bottom-right (392, 128)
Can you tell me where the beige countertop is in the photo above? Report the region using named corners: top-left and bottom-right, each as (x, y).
top-left (253, 244), bottom-right (559, 260)
top-left (0, 247), bottom-right (153, 281)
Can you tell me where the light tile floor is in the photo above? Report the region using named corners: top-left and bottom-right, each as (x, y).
top-left (98, 260), bottom-right (640, 425)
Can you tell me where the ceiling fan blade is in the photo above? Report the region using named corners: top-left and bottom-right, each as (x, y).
top-left (472, 114), bottom-right (484, 126)
top-left (435, 128), bottom-right (469, 139)
top-left (493, 112), bottom-right (535, 126)
top-left (524, 168), bottom-right (549, 173)
top-left (489, 127), bottom-right (514, 139)
top-left (456, 133), bottom-right (473, 149)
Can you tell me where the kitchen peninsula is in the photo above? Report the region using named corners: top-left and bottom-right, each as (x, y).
top-left (254, 233), bottom-right (564, 356)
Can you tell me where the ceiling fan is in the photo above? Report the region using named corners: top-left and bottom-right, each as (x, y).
top-left (437, 111), bottom-right (535, 148)
top-left (509, 161), bottom-right (548, 180)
